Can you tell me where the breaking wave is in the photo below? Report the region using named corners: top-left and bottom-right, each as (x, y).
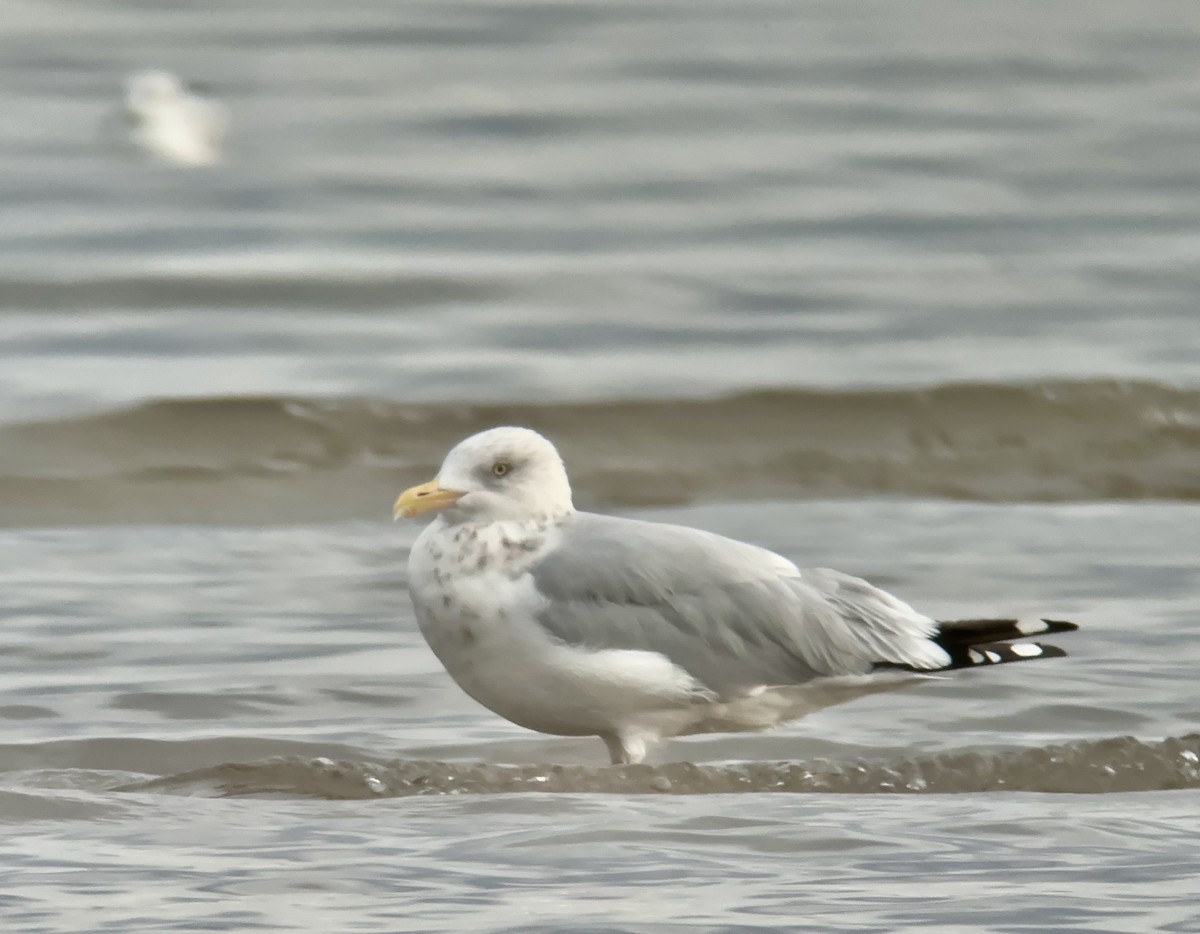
top-left (120, 733), bottom-right (1200, 798)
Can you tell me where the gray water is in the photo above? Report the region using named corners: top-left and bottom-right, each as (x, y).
top-left (2, 0), bottom-right (1199, 931)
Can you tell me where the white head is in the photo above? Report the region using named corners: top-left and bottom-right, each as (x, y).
top-left (394, 427), bottom-right (573, 524)
top-left (124, 70), bottom-right (187, 116)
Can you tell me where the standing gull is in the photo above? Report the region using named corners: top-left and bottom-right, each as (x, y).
top-left (395, 427), bottom-right (1078, 765)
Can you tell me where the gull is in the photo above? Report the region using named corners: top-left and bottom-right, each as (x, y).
top-left (394, 427), bottom-right (1078, 765)
top-left (118, 70), bottom-right (226, 167)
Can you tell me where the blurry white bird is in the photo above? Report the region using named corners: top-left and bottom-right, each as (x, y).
top-left (118, 70), bottom-right (227, 167)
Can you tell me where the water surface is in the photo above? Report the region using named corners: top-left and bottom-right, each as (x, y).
top-left (1, 0), bottom-right (1198, 930)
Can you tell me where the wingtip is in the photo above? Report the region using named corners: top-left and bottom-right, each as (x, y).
top-left (966, 640), bottom-right (1070, 666)
top-left (1040, 618), bottom-right (1080, 634)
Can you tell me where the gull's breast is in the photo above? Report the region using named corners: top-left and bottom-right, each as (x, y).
top-left (406, 521), bottom-right (702, 737)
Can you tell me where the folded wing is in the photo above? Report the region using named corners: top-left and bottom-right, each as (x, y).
top-left (528, 513), bottom-right (970, 699)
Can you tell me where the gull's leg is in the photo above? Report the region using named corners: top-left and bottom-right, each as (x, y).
top-left (601, 731), bottom-right (649, 765)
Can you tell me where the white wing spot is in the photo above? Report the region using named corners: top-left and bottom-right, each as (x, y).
top-left (1010, 643), bottom-right (1043, 658)
top-left (984, 650), bottom-right (1002, 664)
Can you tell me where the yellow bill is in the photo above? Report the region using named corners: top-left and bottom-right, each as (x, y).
top-left (393, 479), bottom-right (464, 519)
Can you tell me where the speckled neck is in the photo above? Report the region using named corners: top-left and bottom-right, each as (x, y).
top-left (420, 516), bottom-right (564, 583)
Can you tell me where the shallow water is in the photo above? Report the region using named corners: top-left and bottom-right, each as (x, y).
top-left (3, 502), bottom-right (1199, 930)
top-left (2, 0), bottom-right (1199, 930)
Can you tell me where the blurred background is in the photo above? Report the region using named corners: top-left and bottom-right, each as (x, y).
top-left (2, 0), bottom-right (1199, 524)
top-left (2, 1), bottom-right (1200, 932)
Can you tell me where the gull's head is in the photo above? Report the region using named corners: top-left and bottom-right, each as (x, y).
top-left (394, 427), bottom-right (573, 524)
top-left (124, 70), bottom-right (187, 115)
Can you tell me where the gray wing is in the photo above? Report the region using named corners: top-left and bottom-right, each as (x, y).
top-left (528, 512), bottom-right (947, 699)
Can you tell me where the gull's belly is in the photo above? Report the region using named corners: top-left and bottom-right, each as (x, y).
top-left (418, 604), bottom-right (607, 736)
top-left (413, 580), bottom-right (699, 738)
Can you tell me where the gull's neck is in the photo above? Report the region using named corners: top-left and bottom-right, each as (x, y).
top-left (413, 513), bottom-right (564, 588)
top-left (437, 502), bottom-right (573, 529)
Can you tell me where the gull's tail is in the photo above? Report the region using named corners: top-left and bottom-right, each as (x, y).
top-left (930, 617), bottom-right (1079, 670)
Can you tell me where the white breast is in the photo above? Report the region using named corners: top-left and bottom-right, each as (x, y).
top-left (406, 518), bottom-right (701, 738)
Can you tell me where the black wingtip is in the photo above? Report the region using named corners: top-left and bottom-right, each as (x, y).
top-left (932, 617), bottom-right (1079, 671)
top-left (961, 640), bottom-right (1068, 667)
top-left (935, 617), bottom-right (1080, 645)
top-left (873, 616), bottom-right (1079, 674)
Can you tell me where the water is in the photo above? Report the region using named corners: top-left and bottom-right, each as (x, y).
top-left (2, 0), bottom-right (1199, 931)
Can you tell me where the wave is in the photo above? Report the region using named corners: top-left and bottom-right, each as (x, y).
top-left (119, 733), bottom-right (1200, 797)
top-left (0, 269), bottom-right (505, 311)
top-left (2, 379), bottom-right (1199, 524)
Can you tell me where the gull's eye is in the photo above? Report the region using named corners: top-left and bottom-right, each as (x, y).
top-left (491, 461), bottom-right (511, 477)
